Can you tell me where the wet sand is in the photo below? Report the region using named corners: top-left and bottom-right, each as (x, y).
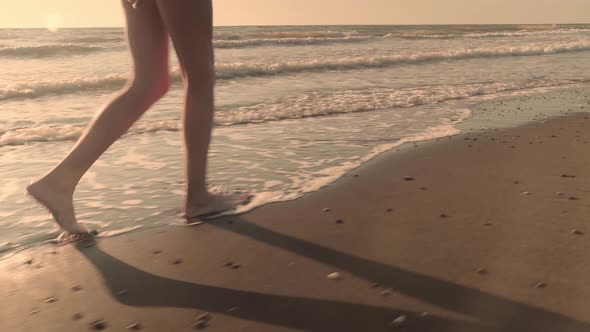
top-left (2, 90), bottom-right (590, 331)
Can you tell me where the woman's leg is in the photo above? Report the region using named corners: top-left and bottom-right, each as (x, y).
top-left (155, 0), bottom-right (249, 218)
top-left (27, 0), bottom-right (170, 233)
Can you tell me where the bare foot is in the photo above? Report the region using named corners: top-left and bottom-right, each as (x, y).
top-left (184, 193), bottom-right (251, 220)
top-left (26, 178), bottom-right (88, 234)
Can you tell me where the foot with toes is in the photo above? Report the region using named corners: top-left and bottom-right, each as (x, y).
top-left (184, 192), bottom-right (251, 220)
top-left (26, 177), bottom-right (89, 235)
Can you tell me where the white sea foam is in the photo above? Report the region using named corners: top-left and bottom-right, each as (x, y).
top-left (61, 36), bottom-right (125, 44)
top-left (0, 44), bottom-right (106, 57)
top-left (232, 109), bottom-right (472, 215)
top-left (2, 41), bottom-right (589, 101)
top-left (386, 28), bottom-right (590, 39)
top-left (0, 79), bottom-right (578, 147)
top-left (214, 35), bottom-right (370, 48)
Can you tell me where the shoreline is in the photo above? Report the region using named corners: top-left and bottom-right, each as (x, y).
top-left (2, 87), bottom-right (590, 331)
top-left (2, 85), bottom-right (589, 258)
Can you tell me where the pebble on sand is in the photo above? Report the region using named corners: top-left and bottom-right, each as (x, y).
top-left (336, 219), bottom-right (344, 224)
top-left (172, 259), bottom-right (183, 265)
top-left (568, 196), bottom-right (580, 200)
top-left (386, 208), bottom-right (393, 212)
top-left (522, 191), bottom-right (532, 195)
top-left (439, 213), bottom-right (449, 218)
top-left (476, 268), bottom-right (489, 275)
top-left (403, 176), bottom-right (415, 181)
top-left (572, 229), bottom-right (584, 235)
top-left (560, 174), bottom-right (576, 178)
top-left (322, 208), bottom-right (331, 212)
top-left (118, 290), bottom-right (129, 296)
top-left (71, 284), bottom-right (82, 292)
top-left (152, 250), bottom-right (162, 254)
top-left (72, 313), bottom-right (84, 320)
top-left (327, 272), bottom-right (342, 280)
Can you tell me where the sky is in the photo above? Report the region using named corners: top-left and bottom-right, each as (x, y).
top-left (0, 0), bottom-right (589, 28)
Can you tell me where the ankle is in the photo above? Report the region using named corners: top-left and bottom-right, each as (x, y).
top-left (38, 172), bottom-right (78, 195)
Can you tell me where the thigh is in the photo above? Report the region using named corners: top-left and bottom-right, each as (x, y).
top-left (154, 0), bottom-right (214, 80)
top-left (122, 0), bottom-right (169, 82)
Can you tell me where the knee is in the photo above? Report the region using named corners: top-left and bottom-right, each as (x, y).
top-left (125, 74), bottom-right (170, 105)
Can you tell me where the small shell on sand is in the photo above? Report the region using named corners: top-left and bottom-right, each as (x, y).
top-left (118, 290), bottom-right (129, 296)
top-left (71, 284), bottom-right (82, 292)
top-left (90, 320), bottom-right (107, 330)
top-left (126, 322), bottom-right (142, 330)
top-left (322, 208), bottom-right (331, 212)
top-left (522, 191), bottom-right (532, 195)
top-left (380, 288), bottom-right (393, 296)
top-left (390, 315), bottom-right (407, 328)
top-left (195, 313), bottom-right (212, 322)
top-left (327, 272), bottom-right (342, 280)
top-left (43, 297), bottom-right (57, 303)
top-left (194, 312), bottom-right (212, 329)
top-left (535, 282), bottom-right (548, 289)
top-left (193, 320), bottom-right (207, 330)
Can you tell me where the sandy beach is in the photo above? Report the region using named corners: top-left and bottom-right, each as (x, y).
top-left (2, 88), bottom-right (590, 331)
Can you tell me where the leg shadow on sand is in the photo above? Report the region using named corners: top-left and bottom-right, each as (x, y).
top-left (78, 216), bottom-right (589, 332)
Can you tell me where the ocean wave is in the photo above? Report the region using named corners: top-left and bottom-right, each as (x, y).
top-left (214, 41), bottom-right (590, 79)
top-left (386, 28), bottom-right (590, 40)
top-left (0, 79), bottom-right (579, 147)
top-left (0, 74), bottom-right (129, 101)
top-left (62, 36), bottom-right (125, 44)
top-left (0, 44), bottom-right (106, 58)
top-left (234, 30), bottom-right (361, 39)
top-left (214, 35), bottom-right (370, 48)
top-left (2, 41), bottom-right (589, 101)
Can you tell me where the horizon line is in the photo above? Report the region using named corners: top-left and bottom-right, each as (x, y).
top-left (0, 22), bottom-right (589, 29)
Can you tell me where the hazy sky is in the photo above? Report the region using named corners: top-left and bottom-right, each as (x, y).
top-left (1, 0), bottom-right (589, 28)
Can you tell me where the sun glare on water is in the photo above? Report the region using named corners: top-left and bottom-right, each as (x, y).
top-left (44, 13), bottom-right (62, 32)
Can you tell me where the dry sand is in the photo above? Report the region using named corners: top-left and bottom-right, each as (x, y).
top-left (2, 89), bottom-right (590, 331)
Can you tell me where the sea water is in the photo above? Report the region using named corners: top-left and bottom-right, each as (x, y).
top-left (1, 24), bottom-right (590, 255)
